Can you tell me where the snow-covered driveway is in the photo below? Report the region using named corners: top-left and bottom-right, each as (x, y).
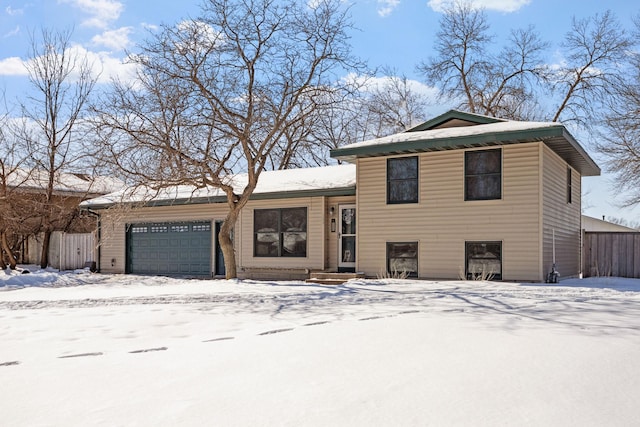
top-left (2, 270), bottom-right (640, 426)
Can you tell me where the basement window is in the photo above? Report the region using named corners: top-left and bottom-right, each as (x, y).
top-left (466, 241), bottom-right (502, 280)
top-left (387, 242), bottom-right (418, 277)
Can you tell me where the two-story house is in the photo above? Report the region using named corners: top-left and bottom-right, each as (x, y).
top-left (82, 110), bottom-right (600, 282)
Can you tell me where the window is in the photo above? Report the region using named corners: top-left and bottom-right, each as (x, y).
top-left (254, 207), bottom-right (307, 257)
top-left (465, 149), bottom-right (501, 200)
top-left (387, 242), bottom-right (418, 277)
top-left (150, 225), bottom-right (168, 233)
top-left (171, 225), bottom-right (189, 233)
top-left (131, 226), bottom-right (148, 233)
top-left (566, 167), bottom-right (572, 204)
top-left (387, 156), bottom-right (418, 204)
top-left (192, 224), bottom-right (211, 232)
top-left (466, 241), bottom-right (502, 280)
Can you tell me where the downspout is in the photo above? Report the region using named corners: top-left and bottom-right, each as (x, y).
top-left (546, 228), bottom-right (560, 283)
top-left (84, 208), bottom-right (101, 272)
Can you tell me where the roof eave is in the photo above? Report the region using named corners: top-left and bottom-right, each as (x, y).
top-left (82, 185), bottom-right (356, 210)
top-left (331, 126), bottom-right (566, 159)
top-left (330, 125), bottom-right (601, 177)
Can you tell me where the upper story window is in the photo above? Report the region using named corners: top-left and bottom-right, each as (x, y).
top-left (387, 156), bottom-right (418, 204)
top-left (465, 148), bottom-right (502, 201)
top-left (254, 207), bottom-right (307, 257)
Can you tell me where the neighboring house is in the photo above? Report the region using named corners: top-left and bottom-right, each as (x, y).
top-left (3, 169), bottom-right (123, 265)
top-left (82, 110), bottom-right (600, 282)
top-left (581, 215), bottom-right (637, 232)
top-left (6, 168), bottom-right (123, 233)
top-left (581, 215), bottom-right (640, 279)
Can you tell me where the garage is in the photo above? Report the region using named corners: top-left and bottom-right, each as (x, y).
top-left (126, 221), bottom-right (212, 276)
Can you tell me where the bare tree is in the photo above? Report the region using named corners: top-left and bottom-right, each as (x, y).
top-left (418, 0), bottom-right (546, 120)
top-left (13, 28), bottom-right (97, 268)
top-left (418, 0), bottom-right (491, 114)
top-left (549, 10), bottom-right (631, 125)
top-left (285, 71), bottom-right (434, 169)
top-left (93, 0), bottom-right (359, 278)
top-left (597, 16), bottom-right (640, 207)
top-left (420, 2), bottom-right (631, 126)
top-left (366, 70), bottom-right (434, 134)
top-left (0, 99), bottom-right (19, 269)
top-left (0, 98), bottom-right (44, 269)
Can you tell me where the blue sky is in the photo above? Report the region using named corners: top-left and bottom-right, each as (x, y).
top-left (1, 0), bottom-right (639, 223)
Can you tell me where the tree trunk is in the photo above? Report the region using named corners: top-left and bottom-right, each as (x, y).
top-left (0, 233), bottom-right (7, 270)
top-left (40, 229), bottom-right (51, 269)
top-left (219, 207), bottom-right (240, 279)
top-left (1, 232), bottom-right (17, 269)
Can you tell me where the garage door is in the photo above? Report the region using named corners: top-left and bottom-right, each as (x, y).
top-left (126, 221), bottom-right (212, 276)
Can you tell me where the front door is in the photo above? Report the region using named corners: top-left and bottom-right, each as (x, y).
top-left (338, 204), bottom-right (356, 272)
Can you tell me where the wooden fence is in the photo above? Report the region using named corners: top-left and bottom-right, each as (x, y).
top-left (27, 232), bottom-right (96, 271)
top-left (582, 232), bottom-right (640, 278)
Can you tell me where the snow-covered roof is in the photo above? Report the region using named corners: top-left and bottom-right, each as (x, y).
top-left (582, 215), bottom-right (638, 232)
top-left (81, 164), bottom-right (356, 209)
top-left (339, 120), bottom-right (559, 151)
top-left (6, 168), bottom-right (124, 196)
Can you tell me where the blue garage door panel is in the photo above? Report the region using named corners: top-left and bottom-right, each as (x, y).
top-left (126, 221), bottom-right (212, 276)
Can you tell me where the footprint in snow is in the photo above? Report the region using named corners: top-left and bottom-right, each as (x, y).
top-left (258, 328), bottom-right (294, 336)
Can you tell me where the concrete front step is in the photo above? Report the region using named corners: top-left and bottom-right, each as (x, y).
top-left (306, 272), bottom-right (365, 285)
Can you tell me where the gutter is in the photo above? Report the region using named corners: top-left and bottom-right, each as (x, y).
top-left (83, 208), bottom-right (101, 273)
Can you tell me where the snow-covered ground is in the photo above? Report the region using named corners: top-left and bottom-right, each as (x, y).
top-left (2, 267), bottom-right (640, 426)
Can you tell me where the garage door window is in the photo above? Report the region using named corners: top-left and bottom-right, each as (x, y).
top-left (254, 207), bottom-right (307, 257)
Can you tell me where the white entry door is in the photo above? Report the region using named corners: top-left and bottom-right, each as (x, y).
top-left (338, 204), bottom-right (356, 271)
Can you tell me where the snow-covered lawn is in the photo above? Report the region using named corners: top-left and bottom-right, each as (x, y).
top-left (2, 268), bottom-right (640, 426)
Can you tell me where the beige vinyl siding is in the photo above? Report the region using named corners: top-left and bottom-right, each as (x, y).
top-left (238, 197), bottom-right (326, 274)
top-left (542, 145), bottom-right (582, 278)
top-left (98, 195), bottom-right (334, 278)
top-left (97, 203), bottom-right (228, 274)
top-left (356, 143), bottom-right (542, 281)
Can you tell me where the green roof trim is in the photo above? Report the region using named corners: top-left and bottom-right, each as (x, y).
top-left (330, 125), bottom-right (600, 177)
top-left (406, 109), bottom-right (504, 132)
top-left (331, 125), bottom-right (567, 158)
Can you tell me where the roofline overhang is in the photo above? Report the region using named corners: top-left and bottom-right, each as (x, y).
top-left (81, 186), bottom-right (356, 211)
top-left (330, 125), bottom-right (600, 177)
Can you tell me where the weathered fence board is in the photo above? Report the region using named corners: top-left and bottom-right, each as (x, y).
top-left (583, 232), bottom-right (640, 278)
top-left (27, 232), bottom-right (95, 271)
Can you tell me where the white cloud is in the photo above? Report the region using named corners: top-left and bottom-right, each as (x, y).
top-left (378, 0), bottom-right (400, 17)
top-left (0, 45), bottom-right (138, 84)
top-left (91, 27), bottom-right (132, 51)
top-left (174, 20), bottom-right (224, 52)
top-left (141, 22), bottom-right (159, 32)
top-left (3, 25), bottom-right (20, 38)
top-left (428, 0), bottom-right (531, 13)
top-left (0, 57), bottom-right (28, 76)
top-left (5, 6), bottom-right (24, 16)
top-left (58, 0), bottom-right (124, 29)
top-left (343, 73), bottom-right (439, 100)
top-left (65, 45), bottom-right (138, 84)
